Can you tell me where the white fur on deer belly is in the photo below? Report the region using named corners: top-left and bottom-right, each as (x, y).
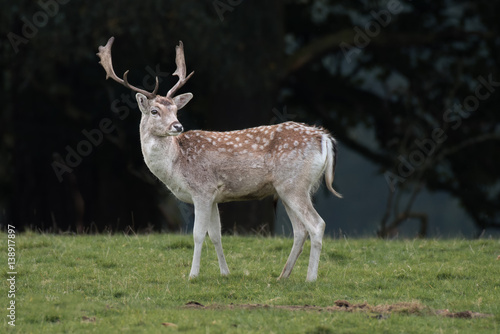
top-left (214, 178), bottom-right (275, 202)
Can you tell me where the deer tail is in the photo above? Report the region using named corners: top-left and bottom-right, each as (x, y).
top-left (324, 135), bottom-right (343, 198)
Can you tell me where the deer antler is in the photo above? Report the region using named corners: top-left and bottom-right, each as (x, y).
top-left (97, 37), bottom-right (159, 99)
top-left (166, 41), bottom-right (194, 98)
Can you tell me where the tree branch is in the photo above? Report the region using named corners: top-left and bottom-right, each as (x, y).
top-left (436, 133), bottom-right (500, 161)
top-left (284, 29), bottom-right (492, 78)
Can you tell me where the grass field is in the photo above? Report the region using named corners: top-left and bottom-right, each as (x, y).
top-left (2, 232), bottom-right (500, 333)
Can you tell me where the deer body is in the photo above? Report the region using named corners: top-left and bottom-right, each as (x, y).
top-left (141, 121), bottom-right (335, 204)
top-left (97, 37), bottom-right (341, 281)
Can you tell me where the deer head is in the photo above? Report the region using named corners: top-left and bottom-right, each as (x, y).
top-left (97, 37), bottom-right (194, 136)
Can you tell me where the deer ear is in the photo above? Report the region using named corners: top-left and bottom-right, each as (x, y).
top-left (173, 93), bottom-right (193, 110)
top-left (136, 93), bottom-right (149, 114)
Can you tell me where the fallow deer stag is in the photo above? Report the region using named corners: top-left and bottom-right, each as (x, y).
top-left (97, 37), bottom-right (342, 282)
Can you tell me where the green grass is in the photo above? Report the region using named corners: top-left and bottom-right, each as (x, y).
top-left (2, 232), bottom-right (500, 333)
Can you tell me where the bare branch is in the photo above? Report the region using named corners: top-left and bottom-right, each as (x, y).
top-left (436, 133), bottom-right (500, 161)
top-left (284, 30), bottom-right (492, 78)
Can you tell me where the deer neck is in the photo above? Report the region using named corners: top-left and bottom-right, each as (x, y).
top-left (139, 125), bottom-right (181, 184)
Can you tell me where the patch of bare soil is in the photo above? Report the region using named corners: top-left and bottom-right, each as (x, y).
top-left (184, 300), bottom-right (492, 319)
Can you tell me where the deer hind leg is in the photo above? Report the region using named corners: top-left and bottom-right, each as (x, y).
top-left (208, 203), bottom-right (230, 276)
top-left (280, 193), bottom-right (326, 282)
top-left (278, 202), bottom-right (307, 280)
top-left (189, 199), bottom-right (212, 279)
top-left (305, 207), bottom-right (326, 282)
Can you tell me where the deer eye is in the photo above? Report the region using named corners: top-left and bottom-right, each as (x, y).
top-left (151, 109), bottom-right (159, 115)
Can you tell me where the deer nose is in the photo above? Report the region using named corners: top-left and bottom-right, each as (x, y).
top-left (171, 122), bottom-right (183, 133)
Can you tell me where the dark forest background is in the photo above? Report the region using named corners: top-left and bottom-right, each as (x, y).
top-left (1, 0), bottom-right (499, 237)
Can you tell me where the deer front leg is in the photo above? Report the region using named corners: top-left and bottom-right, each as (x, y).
top-left (189, 200), bottom-right (212, 279)
top-left (208, 203), bottom-right (230, 276)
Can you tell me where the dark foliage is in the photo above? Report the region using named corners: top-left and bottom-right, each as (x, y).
top-left (1, 0), bottom-right (499, 235)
